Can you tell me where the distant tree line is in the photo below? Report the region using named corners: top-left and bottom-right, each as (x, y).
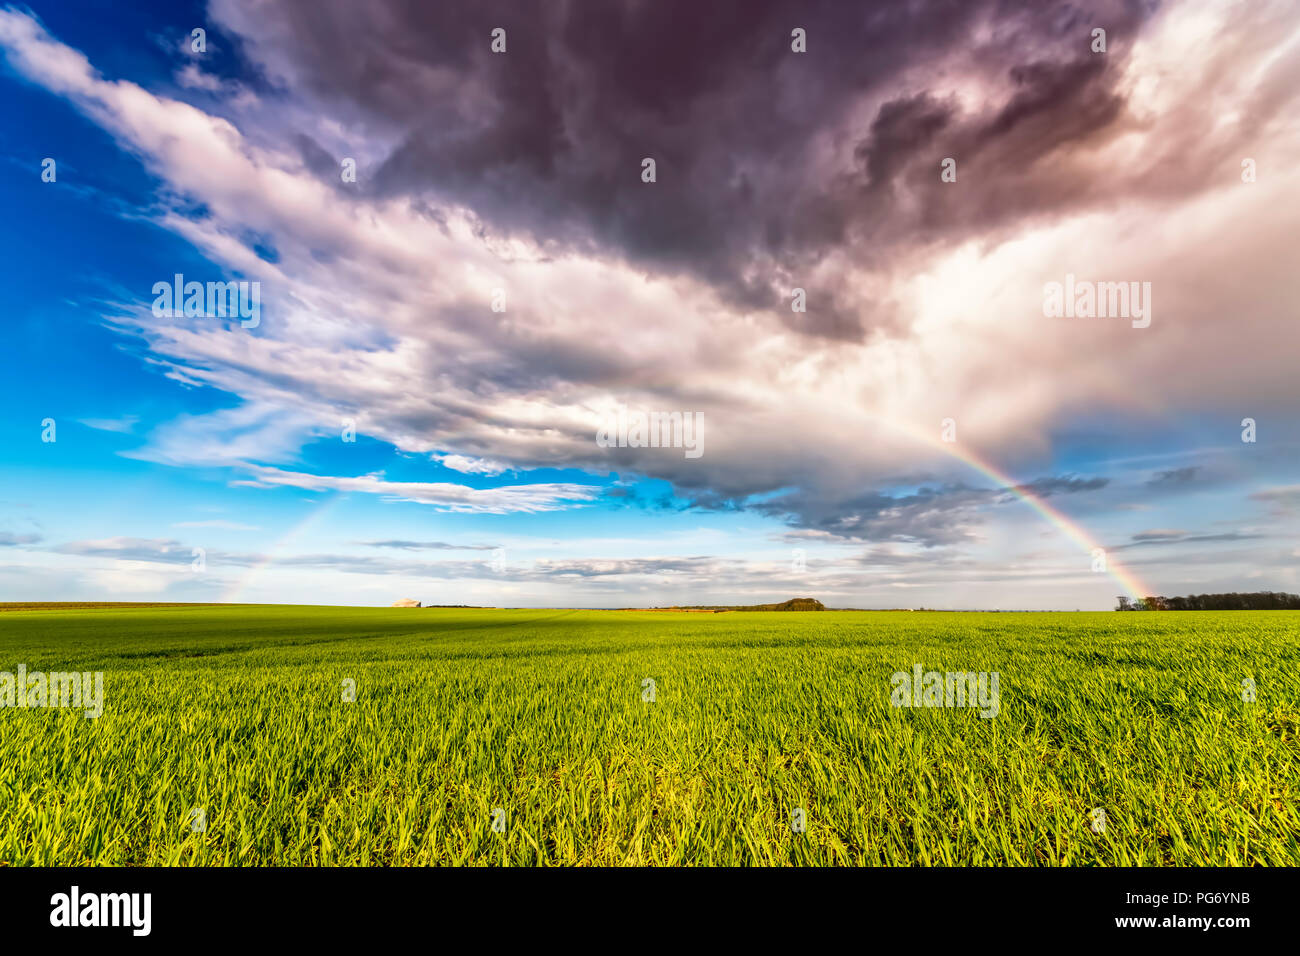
top-left (1116, 591), bottom-right (1300, 611)
top-left (664, 598), bottom-right (827, 612)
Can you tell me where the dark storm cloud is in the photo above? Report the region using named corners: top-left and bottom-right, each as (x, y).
top-left (292, 132), bottom-right (345, 182)
top-left (223, 0), bottom-right (1155, 341)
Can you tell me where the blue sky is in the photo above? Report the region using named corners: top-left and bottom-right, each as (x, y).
top-left (1, 0), bottom-right (1298, 608)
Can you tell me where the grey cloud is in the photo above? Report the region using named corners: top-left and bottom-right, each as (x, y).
top-left (357, 540), bottom-right (498, 551)
top-left (1250, 485), bottom-right (1300, 506)
top-left (753, 483), bottom-right (994, 546)
top-left (0, 532), bottom-right (42, 546)
top-left (750, 474), bottom-right (1110, 548)
top-left (1110, 531), bottom-right (1265, 551)
top-left (1003, 475), bottom-right (1109, 500)
top-left (53, 537), bottom-right (192, 563)
top-left (1132, 529), bottom-right (1187, 542)
top-left (1147, 466), bottom-right (1200, 487)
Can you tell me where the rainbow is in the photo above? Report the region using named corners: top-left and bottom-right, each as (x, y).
top-left (221, 493), bottom-right (346, 603)
top-left (875, 416), bottom-right (1150, 600)
top-left (217, 425), bottom-right (1149, 605)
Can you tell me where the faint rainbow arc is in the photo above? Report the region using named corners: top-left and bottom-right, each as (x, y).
top-left (870, 416), bottom-right (1150, 599)
top-left (221, 494), bottom-right (346, 603)
top-left (220, 424), bottom-right (1149, 603)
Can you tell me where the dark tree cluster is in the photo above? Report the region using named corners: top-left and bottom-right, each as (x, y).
top-left (1116, 592), bottom-right (1300, 611)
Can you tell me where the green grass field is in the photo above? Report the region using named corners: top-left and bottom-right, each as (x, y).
top-left (0, 605), bottom-right (1297, 866)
